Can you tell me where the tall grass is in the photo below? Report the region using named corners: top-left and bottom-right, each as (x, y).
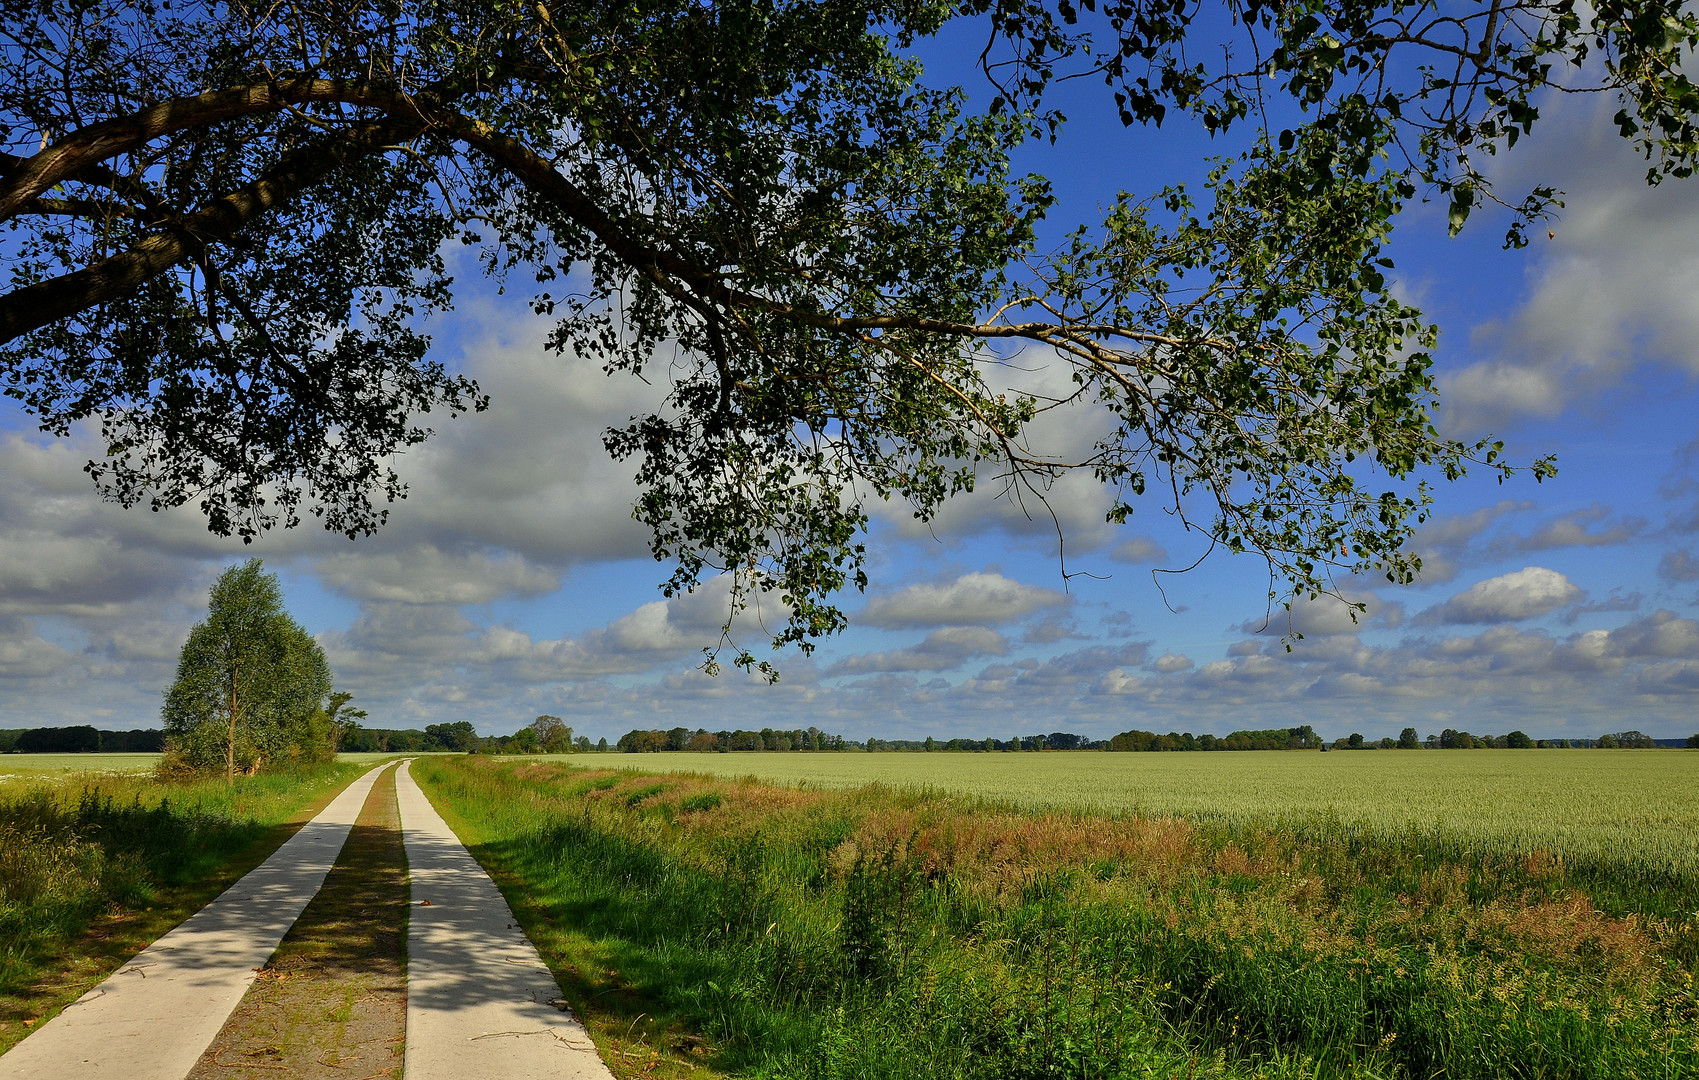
top-left (417, 757), bottom-right (1699, 1080)
top-left (0, 763), bottom-right (368, 1001)
top-left (596, 750), bottom-right (1699, 883)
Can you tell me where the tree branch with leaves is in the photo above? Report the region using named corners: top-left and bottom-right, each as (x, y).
top-left (4, 0), bottom-right (1688, 669)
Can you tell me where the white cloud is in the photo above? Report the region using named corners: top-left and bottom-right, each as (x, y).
top-left (1636, 661), bottom-right (1699, 695)
top-left (1408, 500), bottom-right (1535, 584)
top-left (1243, 590), bottom-right (1401, 638)
top-left (1557, 591), bottom-right (1643, 625)
top-left (827, 627), bottom-right (1008, 674)
top-left (1437, 95), bottom-right (1699, 434)
top-left (1505, 505), bottom-right (1643, 552)
top-left (1149, 652), bottom-right (1194, 672)
top-left (1022, 616), bottom-right (1084, 644)
top-left (0, 619), bottom-right (78, 679)
top-left (1604, 610), bottom-right (1699, 659)
top-left (1416, 566), bottom-right (1583, 624)
top-left (1109, 536), bottom-right (1168, 564)
top-left (858, 572), bottom-right (1068, 628)
top-left (314, 547), bottom-right (559, 605)
top-left (863, 350), bottom-right (1122, 550)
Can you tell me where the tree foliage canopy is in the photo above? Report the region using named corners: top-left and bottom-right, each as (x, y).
top-left (5, 0), bottom-right (1696, 667)
top-left (161, 558), bottom-right (334, 775)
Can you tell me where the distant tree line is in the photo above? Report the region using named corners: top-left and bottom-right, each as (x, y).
top-left (5, 721), bottom-right (1694, 756)
top-left (867, 733), bottom-right (1103, 752)
top-left (618, 726), bottom-right (848, 752)
top-left (613, 726), bottom-right (1320, 752)
top-left (1108, 726), bottom-right (1325, 751)
top-left (1322, 727), bottom-right (1688, 750)
top-left (0, 727), bottom-right (165, 753)
top-left (612, 723), bottom-right (1699, 754)
top-left (614, 728), bottom-right (1129, 752)
top-left (338, 723), bottom-right (462, 752)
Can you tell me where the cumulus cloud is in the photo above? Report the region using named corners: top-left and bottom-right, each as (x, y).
top-left (1436, 96), bottom-right (1699, 434)
top-left (317, 571), bottom-right (799, 717)
top-left (1659, 549), bottom-right (1699, 582)
top-left (858, 572), bottom-right (1069, 629)
top-left (1416, 566), bottom-right (1583, 625)
top-left (1148, 652), bottom-right (1194, 672)
top-left (1408, 500), bottom-right (1535, 584)
top-left (1558, 591), bottom-right (1643, 625)
top-left (1636, 661), bottom-right (1699, 695)
top-left (1604, 610), bottom-right (1699, 658)
top-left (0, 618), bottom-right (78, 680)
top-left (1503, 505), bottom-right (1644, 552)
top-left (827, 627), bottom-right (1009, 674)
top-left (1109, 536), bottom-right (1168, 564)
top-left (1242, 591), bottom-right (1402, 638)
top-left (314, 547), bottom-right (560, 605)
top-left (1022, 616), bottom-right (1084, 644)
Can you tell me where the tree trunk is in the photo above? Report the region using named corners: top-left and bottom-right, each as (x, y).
top-left (227, 660), bottom-right (239, 783)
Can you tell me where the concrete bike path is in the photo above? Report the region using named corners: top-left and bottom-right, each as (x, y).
top-left (0, 763), bottom-right (394, 1080)
top-left (396, 759), bottom-right (615, 1080)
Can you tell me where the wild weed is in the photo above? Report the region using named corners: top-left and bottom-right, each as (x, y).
top-left (416, 758), bottom-right (1699, 1080)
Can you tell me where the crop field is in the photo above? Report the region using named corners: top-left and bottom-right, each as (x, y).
top-left (604, 749), bottom-right (1699, 875)
top-left (0, 750), bottom-right (412, 785)
top-left (421, 755), bottom-right (1699, 1080)
top-left (0, 752), bottom-right (161, 781)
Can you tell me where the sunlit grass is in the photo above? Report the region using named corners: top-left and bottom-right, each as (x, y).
top-left (604, 749), bottom-right (1699, 874)
top-left (418, 756), bottom-right (1699, 1080)
top-left (0, 762), bottom-right (370, 1053)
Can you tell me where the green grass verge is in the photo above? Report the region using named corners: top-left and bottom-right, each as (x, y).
top-left (590, 749), bottom-right (1699, 880)
top-left (416, 756), bottom-right (1699, 1080)
top-left (0, 761), bottom-right (373, 1053)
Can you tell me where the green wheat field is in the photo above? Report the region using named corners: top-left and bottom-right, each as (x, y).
top-left (606, 749), bottom-right (1699, 872)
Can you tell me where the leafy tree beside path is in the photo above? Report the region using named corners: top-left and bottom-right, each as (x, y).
top-left (162, 559), bottom-right (335, 778)
top-left (5, 0), bottom-right (1699, 664)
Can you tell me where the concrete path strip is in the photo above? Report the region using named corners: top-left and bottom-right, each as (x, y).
top-left (0, 763), bottom-right (394, 1080)
top-left (397, 759), bottom-right (615, 1080)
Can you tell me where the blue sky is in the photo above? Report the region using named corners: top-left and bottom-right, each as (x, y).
top-left (3, 40), bottom-right (1698, 743)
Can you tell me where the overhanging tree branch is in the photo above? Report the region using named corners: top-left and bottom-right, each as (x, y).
top-left (0, 112), bottom-right (426, 342)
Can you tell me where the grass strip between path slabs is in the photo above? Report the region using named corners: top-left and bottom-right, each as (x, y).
top-left (186, 764), bottom-right (409, 1080)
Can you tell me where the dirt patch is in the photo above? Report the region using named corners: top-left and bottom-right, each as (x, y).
top-left (185, 766), bottom-right (408, 1080)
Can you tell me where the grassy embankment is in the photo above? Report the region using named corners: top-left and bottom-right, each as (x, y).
top-left (416, 754), bottom-right (1699, 1080)
top-left (0, 760), bottom-right (376, 1053)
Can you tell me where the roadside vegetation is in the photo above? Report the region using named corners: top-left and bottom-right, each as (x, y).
top-left (593, 749), bottom-right (1699, 875)
top-left (416, 756), bottom-right (1699, 1080)
top-left (0, 761), bottom-right (372, 1053)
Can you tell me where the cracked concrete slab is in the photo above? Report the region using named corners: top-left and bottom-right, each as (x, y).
top-left (0, 763), bottom-right (392, 1080)
top-left (397, 759), bottom-right (615, 1080)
